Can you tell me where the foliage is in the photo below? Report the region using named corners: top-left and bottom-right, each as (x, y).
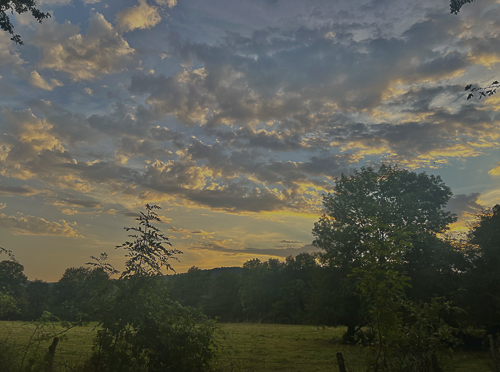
top-left (351, 221), bottom-right (462, 372)
top-left (25, 280), bottom-right (51, 320)
top-left (465, 81), bottom-right (500, 100)
top-left (0, 291), bottom-right (18, 317)
top-left (239, 258), bottom-right (284, 322)
top-left (89, 276), bottom-right (219, 372)
top-left (204, 271), bottom-right (242, 321)
top-left (88, 204), bottom-right (220, 372)
top-left (312, 165), bottom-right (456, 337)
top-left (0, 0), bottom-right (50, 44)
top-left (390, 299), bottom-right (464, 372)
top-left (450, 0), bottom-right (475, 14)
top-left (116, 204), bottom-right (181, 278)
top-left (0, 311), bottom-right (81, 372)
top-left (351, 223), bottom-right (412, 368)
top-left (52, 266), bottom-right (113, 321)
top-left (0, 260), bottom-right (28, 298)
top-left (457, 205), bottom-right (500, 332)
top-left (169, 266), bottom-right (211, 309)
top-left (0, 259), bottom-right (28, 319)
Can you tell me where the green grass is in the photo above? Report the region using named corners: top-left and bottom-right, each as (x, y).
top-left (0, 321), bottom-right (493, 371)
top-left (216, 323), bottom-right (366, 371)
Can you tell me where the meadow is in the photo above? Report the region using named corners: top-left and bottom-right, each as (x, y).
top-left (0, 321), bottom-right (492, 371)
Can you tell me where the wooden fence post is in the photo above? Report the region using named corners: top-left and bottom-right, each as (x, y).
top-left (336, 352), bottom-right (347, 372)
top-left (489, 334), bottom-right (500, 372)
top-left (46, 337), bottom-right (59, 372)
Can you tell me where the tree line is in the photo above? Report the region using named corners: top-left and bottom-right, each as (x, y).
top-left (1, 167), bottom-right (498, 334)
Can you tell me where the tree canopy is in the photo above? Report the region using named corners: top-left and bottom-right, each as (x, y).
top-left (313, 165), bottom-right (456, 269)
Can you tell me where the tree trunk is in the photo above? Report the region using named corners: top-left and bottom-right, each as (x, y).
top-left (344, 324), bottom-right (356, 344)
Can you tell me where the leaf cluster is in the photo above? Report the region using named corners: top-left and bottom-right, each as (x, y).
top-left (465, 81), bottom-right (500, 100)
top-left (0, 0), bottom-right (50, 44)
top-left (116, 204), bottom-right (182, 278)
top-left (450, 0), bottom-right (476, 14)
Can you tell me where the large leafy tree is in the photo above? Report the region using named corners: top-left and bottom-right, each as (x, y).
top-left (312, 165), bottom-right (457, 336)
top-left (459, 205), bottom-right (500, 332)
top-left (313, 165), bottom-right (456, 267)
top-left (52, 266), bottom-right (112, 320)
top-left (25, 279), bottom-right (51, 320)
top-left (0, 259), bottom-right (28, 318)
top-left (0, 0), bottom-right (50, 44)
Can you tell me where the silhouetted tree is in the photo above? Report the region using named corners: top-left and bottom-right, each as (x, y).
top-left (312, 165), bottom-right (457, 338)
top-left (0, 260), bottom-right (27, 318)
top-left (52, 266), bottom-right (112, 320)
top-left (25, 279), bottom-right (51, 320)
top-left (458, 205), bottom-right (500, 332)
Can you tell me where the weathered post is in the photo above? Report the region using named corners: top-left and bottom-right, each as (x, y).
top-left (336, 352), bottom-right (347, 372)
top-left (46, 336), bottom-right (59, 372)
top-left (489, 334), bottom-right (500, 372)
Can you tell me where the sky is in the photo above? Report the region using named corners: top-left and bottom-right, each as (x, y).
top-left (1, 0), bottom-right (499, 281)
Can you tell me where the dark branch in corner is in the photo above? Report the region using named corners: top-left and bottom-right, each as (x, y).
top-left (465, 81), bottom-right (500, 100)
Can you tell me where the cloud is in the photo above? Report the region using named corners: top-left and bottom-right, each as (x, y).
top-left (0, 32), bottom-right (23, 66)
top-left (38, 0), bottom-right (71, 4)
top-left (125, 12), bottom-right (496, 171)
top-left (116, 0), bottom-right (162, 33)
top-left (154, 0), bottom-right (176, 7)
top-left (489, 162), bottom-right (500, 176)
top-left (0, 183), bottom-right (39, 196)
top-left (49, 195), bottom-right (101, 209)
top-left (29, 71), bottom-right (63, 91)
top-left (199, 242), bottom-right (317, 257)
top-left (0, 213), bottom-right (82, 237)
top-left (169, 226), bottom-right (212, 235)
top-left (0, 108), bottom-right (95, 191)
top-left (134, 13), bottom-right (465, 131)
top-left (32, 13), bottom-right (137, 81)
top-left (2, 3), bottom-right (499, 220)
top-left (447, 193), bottom-right (483, 217)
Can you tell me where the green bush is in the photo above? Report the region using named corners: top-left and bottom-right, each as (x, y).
top-left (86, 277), bottom-right (220, 372)
top-left (85, 205), bottom-right (220, 372)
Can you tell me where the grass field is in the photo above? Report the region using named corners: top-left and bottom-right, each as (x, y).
top-left (0, 321), bottom-right (492, 371)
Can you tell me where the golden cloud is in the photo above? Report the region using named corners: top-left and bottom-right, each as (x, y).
top-left (116, 0), bottom-right (162, 33)
top-left (34, 13), bottom-right (136, 81)
top-left (489, 162), bottom-right (500, 175)
top-left (29, 71), bottom-right (63, 91)
top-left (0, 213), bottom-right (82, 237)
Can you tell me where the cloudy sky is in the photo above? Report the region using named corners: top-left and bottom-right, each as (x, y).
top-left (1, 0), bottom-right (499, 281)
